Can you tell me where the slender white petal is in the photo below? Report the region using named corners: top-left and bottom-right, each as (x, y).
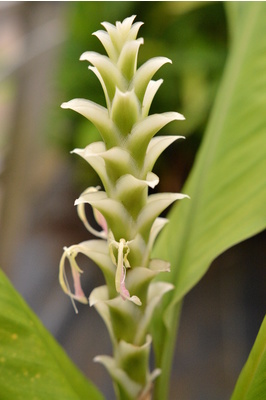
top-left (94, 355), bottom-right (142, 398)
top-left (116, 15), bottom-right (137, 36)
top-left (143, 135), bottom-right (185, 174)
top-left (76, 186), bottom-right (107, 239)
top-left (88, 66), bottom-right (111, 110)
top-left (61, 98), bottom-right (119, 147)
top-left (145, 217), bottom-right (169, 258)
top-left (89, 285), bottom-right (115, 342)
top-left (101, 21), bottom-right (122, 54)
top-left (128, 112), bottom-right (185, 160)
top-left (130, 57), bottom-right (172, 103)
top-left (136, 192), bottom-right (189, 238)
top-left (80, 51), bottom-right (127, 100)
top-left (142, 79), bottom-right (163, 117)
top-left (128, 21), bottom-right (144, 41)
top-left (59, 246), bottom-right (88, 309)
top-left (134, 281), bottom-right (174, 344)
top-left (59, 241), bottom-right (115, 304)
top-left (92, 29), bottom-right (118, 61)
top-left (75, 191), bottom-right (131, 239)
top-left (117, 38), bottom-right (143, 81)
top-left (89, 285), bottom-right (109, 307)
top-left (72, 143), bottom-right (111, 190)
top-left (146, 172), bottom-right (159, 188)
top-left (149, 259), bottom-right (171, 272)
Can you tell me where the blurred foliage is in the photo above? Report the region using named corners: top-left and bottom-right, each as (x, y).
top-left (50, 1), bottom-right (227, 189)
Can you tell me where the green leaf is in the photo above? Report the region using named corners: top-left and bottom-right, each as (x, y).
top-left (152, 2), bottom-right (266, 399)
top-left (0, 269), bottom-right (104, 400)
top-left (231, 316), bottom-right (266, 400)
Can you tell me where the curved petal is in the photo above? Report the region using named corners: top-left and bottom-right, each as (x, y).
top-left (88, 66), bottom-right (111, 110)
top-left (117, 38), bottom-right (144, 81)
top-left (130, 57), bottom-right (172, 103)
top-left (59, 240), bottom-right (116, 307)
top-left (149, 259), bottom-right (171, 273)
top-left (76, 186), bottom-right (107, 239)
top-left (116, 15), bottom-right (137, 37)
top-left (143, 135), bottom-right (185, 175)
top-left (142, 79), bottom-right (163, 117)
top-left (146, 172), bottom-right (159, 189)
top-left (128, 112), bottom-right (185, 165)
top-left (143, 217), bottom-right (169, 264)
top-left (136, 192), bottom-right (189, 240)
top-left (72, 142), bottom-right (110, 189)
top-left (102, 16), bottom-right (141, 49)
top-left (93, 29), bottom-right (117, 61)
top-left (75, 190), bottom-right (132, 239)
top-left (59, 246), bottom-right (88, 311)
top-left (127, 20), bottom-right (143, 41)
top-left (89, 285), bottom-right (116, 344)
top-left (101, 21), bottom-right (119, 50)
top-left (61, 99), bottom-right (119, 148)
top-left (134, 281), bottom-right (174, 344)
top-left (80, 51), bottom-right (127, 101)
top-left (94, 355), bottom-right (141, 399)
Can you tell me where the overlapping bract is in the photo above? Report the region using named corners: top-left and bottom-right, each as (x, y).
top-left (59, 15), bottom-right (188, 400)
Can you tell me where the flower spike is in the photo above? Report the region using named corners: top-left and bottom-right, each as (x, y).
top-left (60, 15), bottom-right (188, 399)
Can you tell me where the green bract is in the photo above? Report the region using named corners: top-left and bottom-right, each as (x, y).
top-left (59, 15), bottom-right (188, 400)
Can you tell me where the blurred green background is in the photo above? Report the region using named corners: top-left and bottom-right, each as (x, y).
top-left (0, 2), bottom-right (264, 400)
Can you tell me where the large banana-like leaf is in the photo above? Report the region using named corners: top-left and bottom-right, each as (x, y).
top-left (0, 269), bottom-right (104, 400)
top-left (231, 316), bottom-right (266, 400)
top-left (152, 3), bottom-right (266, 398)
